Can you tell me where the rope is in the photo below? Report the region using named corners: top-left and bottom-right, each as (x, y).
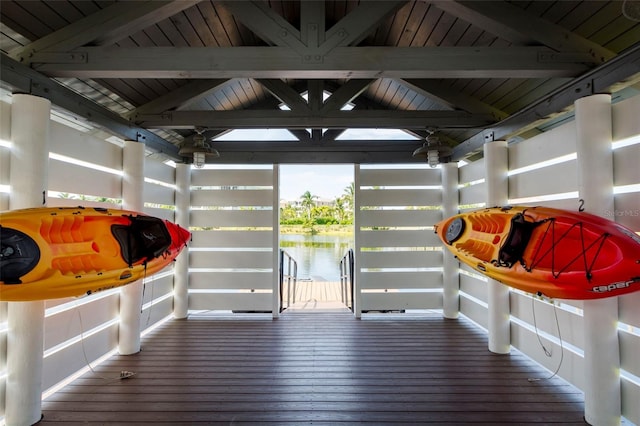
top-left (75, 301), bottom-right (136, 382)
top-left (525, 219), bottom-right (610, 281)
top-left (528, 296), bottom-right (564, 382)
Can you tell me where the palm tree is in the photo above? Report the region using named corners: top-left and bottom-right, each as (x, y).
top-left (343, 182), bottom-right (355, 211)
top-left (299, 191), bottom-right (318, 220)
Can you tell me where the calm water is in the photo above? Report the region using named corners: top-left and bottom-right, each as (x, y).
top-left (280, 234), bottom-right (354, 281)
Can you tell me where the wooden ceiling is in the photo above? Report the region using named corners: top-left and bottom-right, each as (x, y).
top-left (1, 1), bottom-right (640, 164)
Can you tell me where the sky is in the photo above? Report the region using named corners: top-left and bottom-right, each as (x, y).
top-left (279, 164), bottom-right (353, 201)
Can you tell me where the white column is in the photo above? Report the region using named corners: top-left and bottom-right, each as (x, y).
top-left (272, 165), bottom-right (280, 319)
top-left (353, 164), bottom-right (362, 318)
top-left (441, 163), bottom-right (459, 319)
top-left (6, 94), bottom-right (50, 426)
top-left (575, 94), bottom-right (621, 426)
top-left (118, 141), bottom-right (145, 355)
top-left (484, 140), bottom-right (511, 354)
top-left (173, 163), bottom-right (191, 319)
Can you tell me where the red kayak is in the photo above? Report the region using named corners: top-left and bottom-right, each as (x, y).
top-left (0, 207), bottom-right (190, 301)
top-left (435, 206), bottom-right (640, 300)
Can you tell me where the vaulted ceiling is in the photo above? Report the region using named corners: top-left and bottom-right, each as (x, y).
top-left (1, 1), bottom-right (640, 165)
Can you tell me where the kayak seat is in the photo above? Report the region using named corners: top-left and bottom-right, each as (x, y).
top-left (498, 213), bottom-right (540, 267)
top-left (0, 226), bottom-right (41, 284)
top-left (111, 216), bottom-right (172, 266)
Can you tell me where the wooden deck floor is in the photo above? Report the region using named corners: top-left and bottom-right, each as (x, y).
top-left (40, 310), bottom-right (586, 425)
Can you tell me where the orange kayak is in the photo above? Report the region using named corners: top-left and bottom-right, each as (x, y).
top-left (435, 206), bottom-right (640, 300)
top-left (0, 207), bottom-right (190, 301)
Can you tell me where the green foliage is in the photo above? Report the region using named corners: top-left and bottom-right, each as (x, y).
top-left (280, 183), bottom-right (354, 228)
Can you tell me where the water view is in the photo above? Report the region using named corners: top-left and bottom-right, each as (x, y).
top-left (280, 233), bottom-right (354, 282)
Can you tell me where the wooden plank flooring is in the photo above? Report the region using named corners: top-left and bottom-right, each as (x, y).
top-left (40, 311), bottom-right (586, 424)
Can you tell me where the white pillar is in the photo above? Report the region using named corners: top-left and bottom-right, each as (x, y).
top-left (272, 165), bottom-right (280, 319)
top-left (118, 141), bottom-right (145, 355)
top-left (6, 94), bottom-right (50, 426)
top-left (441, 163), bottom-right (459, 319)
top-left (173, 163), bottom-right (191, 319)
top-left (484, 140), bottom-right (511, 354)
top-left (353, 164), bottom-right (362, 318)
top-left (575, 94), bottom-right (621, 426)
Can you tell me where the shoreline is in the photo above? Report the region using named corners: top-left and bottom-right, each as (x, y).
top-left (280, 224), bottom-right (354, 236)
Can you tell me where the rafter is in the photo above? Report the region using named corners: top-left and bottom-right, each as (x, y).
top-left (32, 46), bottom-right (593, 79)
top-left (452, 42), bottom-right (640, 160)
top-left (326, 1), bottom-right (407, 47)
top-left (402, 79), bottom-right (508, 121)
top-left (257, 79), bottom-right (309, 111)
top-left (1, 54), bottom-right (179, 158)
top-left (129, 79), bottom-right (229, 117)
top-left (221, 0), bottom-right (304, 51)
top-left (432, 1), bottom-right (615, 63)
top-left (11, 1), bottom-right (201, 64)
top-left (134, 109), bottom-right (494, 129)
top-left (322, 80), bottom-right (375, 112)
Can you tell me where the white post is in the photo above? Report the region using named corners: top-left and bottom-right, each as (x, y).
top-left (484, 140), bottom-right (511, 354)
top-left (441, 163), bottom-right (459, 319)
top-left (575, 94), bottom-right (621, 426)
top-left (272, 165), bottom-right (280, 319)
top-left (5, 94), bottom-right (50, 426)
top-left (353, 164), bottom-right (362, 318)
top-left (118, 141), bottom-right (145, 355)
top-left (173, 163), bottom-right (191, 319)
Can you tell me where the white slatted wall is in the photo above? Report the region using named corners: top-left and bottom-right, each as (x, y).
top-left (0, 100), bottom-right (179, 412)
top-left (457, 94), bottom-right (640, 425)
top-left (188, 166), bottom-right (278, 313)
top-left (354, 165), bottom-right (443, 315)
top-left (457, 158), bottom-right (489, 328)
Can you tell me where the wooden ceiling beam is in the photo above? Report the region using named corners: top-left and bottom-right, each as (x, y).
top-left (134, 109), bottom-right (494, 129)
top-left (11, 0), bottom-right (201, 64)
top-left (402, 79), bottom-right (508, 121)
top-left (432, 1), bottom-right (615, 63)
top-left (32, 46), bottom-right (593, 79)
top-left (128, 79), bottom-right (230, 117)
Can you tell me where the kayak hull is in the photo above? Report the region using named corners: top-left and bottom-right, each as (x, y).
top-left (0, 207), bottom-right (190, 301)
top-left (435, 206), bottom-right (640, 300)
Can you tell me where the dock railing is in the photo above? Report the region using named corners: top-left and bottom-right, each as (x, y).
top-left (279, 249), bottom-right (298, 312)
top-left (340, 249), bottom-right (355, 312)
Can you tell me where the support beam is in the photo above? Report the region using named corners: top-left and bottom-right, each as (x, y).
top-left (31, 46), bottom-right (593, 79)
top-left (129, 79), bottom-right (229, 117)
top-left (322, 79), bottom-right (374, 112)
top-left (301, 1), bottom-right (325, 48)
top-left (1, 54), bottom-right (179, 159)
top-left (173, 163), bottom-right (191, 319)
top-left (441, 163), bottom-right (460, 319)
top-left (136, 109), bottom-right (494, 129)
top-left (271, 165), bottom-right (280, 319)
top-left (402, 79), bottom-right (508, 121)
top-left (484, 140), bottom-right (510, 355)
top-left (221, 1), bottom-right (304, 50)
top-left (431, 1), bottom-right (614, 63)
top-left (452, 42), bottom-right (640, 160)
top-left (201, 140), bottom-right (425, 164)
top-left (5, 94), bottom-right (50, 426)
top-left (326, 1), bottom-right (407, 47)
top-left (119, 141), bottom-right (145, 355)
top-left (11, 1), bottom-right (202, 63)
top-left (257, 79), bottom-right (310, 111)
top-left (574, 94), bottom-right (620, 426)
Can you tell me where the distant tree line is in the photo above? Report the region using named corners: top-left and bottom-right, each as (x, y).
top-left (280, 183), bottom-right (354, 227)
